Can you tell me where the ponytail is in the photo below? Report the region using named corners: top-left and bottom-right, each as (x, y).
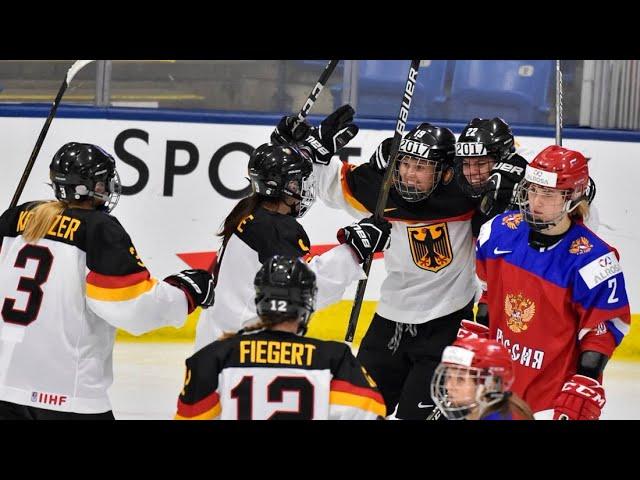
top-left (218, 320), bottom-right (268, 341)
top-left (479, 391), bottom-right (535, 420)
top-left (22, 201), bottom-right (68, 243)
top-left (217, 314), bottom-right (299, 341)
top-left (218, 194), bottom-right (262, 243)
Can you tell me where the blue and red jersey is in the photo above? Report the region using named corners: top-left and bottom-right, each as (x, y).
top-left (476, 211), bottom-right (630, 414)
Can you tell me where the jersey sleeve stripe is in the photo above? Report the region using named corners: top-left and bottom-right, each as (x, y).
top-left (329, 391), bottom-right (386, 417)
top-left (175, 391), bottom-right (220, 419)
top-left (175, 402), bottom-right (221, 420)
top-left (87, 270), bottom-right (150, 288)
top-left (340, 163), bottom-right (371, 214)
top-left (330, 379), bottom-right (385, 404)
top-left (606, 318), bottom-right (630, 345)
top-left (86, 278), bottom-right (158, 301)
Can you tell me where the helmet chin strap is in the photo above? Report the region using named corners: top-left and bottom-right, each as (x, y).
top-left (528, 216), bottom-right (560, 232)
top-left (529, 197), bottom-right (581, 232)
top-left (282, 196), bottom-right (298, 216)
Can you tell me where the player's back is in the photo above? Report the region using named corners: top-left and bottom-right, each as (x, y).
top-left (177, 329), bottom-right (385, 420)
top-left (0, 203), bottom-right (125, 413)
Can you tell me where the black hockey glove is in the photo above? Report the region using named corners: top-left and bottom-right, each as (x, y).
top-left (164, 269), bottom-right (215, 314)
top-left (271, 116), bottom-right (312, 145)
top-left (369, 137), bottom-right (393, 174)
top-left (271, 104), bottom-right (359, 165)
top-left (337, 216), bottom-right (391, 263)
top-left (480, 154), bottom-right (528, 218)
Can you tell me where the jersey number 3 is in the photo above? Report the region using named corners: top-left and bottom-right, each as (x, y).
top-left (2, 244), bottom-right (53, 325)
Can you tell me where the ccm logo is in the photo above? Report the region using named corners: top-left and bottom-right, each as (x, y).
top-left (495, 162), bottom-right (524, 175)
top-left (562, 382), bottom-right (606, 407)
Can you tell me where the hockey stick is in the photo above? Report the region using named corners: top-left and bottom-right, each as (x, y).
top-left (289, 60), bottom-right (340, 136)
top-left (9, 60), bottom-right (96, 209)
top-left (555, 59), bottom-right (563, 146)
top-left (344, 59), bottom-right (421, 342)
top-left (426, 403), bottom-right (445, 421)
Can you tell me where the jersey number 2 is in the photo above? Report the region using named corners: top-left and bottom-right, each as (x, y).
top-left (230, 376), bottom-right (314, 420)
top-left (607, 278), bottom-right (619, 304)
top-left (2, 244), bottom-right (53, 325)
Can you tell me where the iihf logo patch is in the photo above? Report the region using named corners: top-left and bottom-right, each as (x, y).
top-left (31, 391), bottom-right (38, 402)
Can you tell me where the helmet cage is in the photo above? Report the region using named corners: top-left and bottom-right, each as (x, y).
top-left (516, 177), bottom-right (588, 231)
top-left (453, 154), bottom-right (497, 198)
top-left (282, 170), bottom-right (316, 218)
top-left (392, 155), bottom-right (442, 202)
top-left (431, 363), bottom-right (507, 420)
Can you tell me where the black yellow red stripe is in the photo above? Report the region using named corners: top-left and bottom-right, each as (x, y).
top-left (175, 391), bottom-right (221, 420)
top-left (86, 269), bottom-right (157, 301)
top-left (397, 209), bottom-right (476, 224)
top-left (340, 163), bottom-right (371, 214)
top-left (330, 379), bottom-right (386, 416)
top-left (87, 270), bottom-right (150, 288)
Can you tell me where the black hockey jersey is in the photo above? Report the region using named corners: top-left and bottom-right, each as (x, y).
top-left (176, 329), bottom-right (385, 420)
top-left (0, 202), bottom-right (188, 413)
top-left (194, 206), bottom-right (364, 351)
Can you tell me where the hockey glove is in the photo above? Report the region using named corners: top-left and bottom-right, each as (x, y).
top-left (272, 105), bottom-right (359, 165)
top-left (271, 116), bottom-right (312, 146)
top-left (164, 269), bottom-right (215, 314)
top-left (457, 320), bottom-right (490, 340)
top-left (337, 216), bottom-right (391, 263)
top-left (553, 374), bottom-right (606, 420)
top-left (480, 154), bottom-right (528, 218)
top-left (369, 137), bottom-right (393, 174)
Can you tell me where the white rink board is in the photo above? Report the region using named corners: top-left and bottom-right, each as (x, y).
top-left (0, 117), bottom-right (638, 310)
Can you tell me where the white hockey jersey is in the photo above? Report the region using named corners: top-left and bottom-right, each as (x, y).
top-left (194, 206), bottom-right (365, 352)
top-left (176, 329), bottom-right (385, 420)
top-left (0, 203), bottom-right (188, 414)
top-left (314, 157), bottom-right (479, 324)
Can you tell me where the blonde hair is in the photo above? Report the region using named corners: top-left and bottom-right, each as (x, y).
top-left (218, 321), bottom-right (268, 341)
top-left (217, 314), bottom-right (299, 341)
top-left (570, 200), bottom-right (590, 222)
top-left (22, 201), bottom-right (68, 243)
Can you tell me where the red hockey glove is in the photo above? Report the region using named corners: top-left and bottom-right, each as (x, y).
top-left (553, 374), bottom-right (606, 420)
top-left (457, 320), bottom-right (490, 340)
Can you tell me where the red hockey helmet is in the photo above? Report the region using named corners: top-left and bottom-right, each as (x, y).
top-left (526, 145), bottom-right (589, 192)
top-left (431, 337), bottom-right (514, 420)
top-left (516, 145), bottom-right (592, 231)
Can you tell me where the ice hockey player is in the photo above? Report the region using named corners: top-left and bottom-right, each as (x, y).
top-left (176, 255), bottom-right (386, 420)
top-left (194, 134), bottom-right (391, 352)
top-left (0, 142), bottom-right (214, 420)
top-left (474, 145), bottom-right (630, 419)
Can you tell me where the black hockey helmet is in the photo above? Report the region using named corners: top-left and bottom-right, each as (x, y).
top-left (49, 142), bottom-right (121, 212)
top-left (392, 123), bottom-right (456, 202)
top-left (454, 117), bottom-right (516, 197)
top-left (248, 143), bottom-right (316, 218)
top-left (254, 255), bottom-right (317, 335)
